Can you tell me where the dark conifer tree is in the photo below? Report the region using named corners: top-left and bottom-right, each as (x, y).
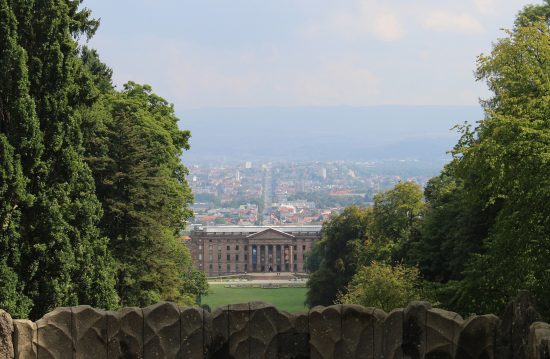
top-left (1, 0), bottom-right (117, 319)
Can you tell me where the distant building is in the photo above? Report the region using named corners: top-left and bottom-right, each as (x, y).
top-left (187, 225), bottom-right (322, 275)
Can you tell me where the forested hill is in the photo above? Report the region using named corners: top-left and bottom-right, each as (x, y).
top-left (179, 106), bottom-right (483, 163)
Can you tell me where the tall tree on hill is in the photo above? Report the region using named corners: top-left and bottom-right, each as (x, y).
top-left (449, 20), bottom-right (550, 316)
top-left (0, 0), bottom-right (41, 317)
top-left (82, 82), bottom-right (195, 306)
top-left (1, 0), bottom-right (118, 319)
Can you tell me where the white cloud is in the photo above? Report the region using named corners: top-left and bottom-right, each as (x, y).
top-left (424, 10), bottom-right (485, 34)
top-left (372, 12), bottom-right (405, 41)
top-left (330, 0), bottom-right (405, 41)
top-left (473, 0), bottom-right (498, 15)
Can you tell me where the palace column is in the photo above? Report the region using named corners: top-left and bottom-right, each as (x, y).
top-left (290, 244), bottom-right (294, 272)
top-left (271, 244), bottom-right (277, 272)
top-left (260, 244), bottom-right (267, 272)
top-left (248, 244), bottom-right (253, 273)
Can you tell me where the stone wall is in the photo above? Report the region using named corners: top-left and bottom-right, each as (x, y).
top-left (1, 298), bottom-right (550, 358)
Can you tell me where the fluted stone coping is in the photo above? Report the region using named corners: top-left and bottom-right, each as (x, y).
top-left (1, 299), bottom-right (549, 359)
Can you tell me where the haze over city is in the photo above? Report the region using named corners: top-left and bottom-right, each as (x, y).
top-left (85, 0), bottom-right (533, 164)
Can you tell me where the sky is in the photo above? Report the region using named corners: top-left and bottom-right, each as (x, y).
top-left (85, 0), bottom-right (535, 109)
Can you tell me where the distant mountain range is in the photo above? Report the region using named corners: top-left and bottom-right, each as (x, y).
top-left (177, 106), bottom-right (484, 164)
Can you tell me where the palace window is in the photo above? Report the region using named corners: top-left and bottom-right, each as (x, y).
top-left (209, 264), bottom-right (213, 270)
top-left (218, 253), bottom-right (221, 260)
top-left (302, 245), bottom-right (306, 250)
top-left (244, 254), bottom-right (248, 261)
top-left (244, 245), bottom-right (248, 251)
top-left (198, 254), bottom-right (202, 260)
top-left (226, 254), bottom-right (230, 261)
top-left (227, 245), bottom-right (230, 250)
top-left (236, 245), bottom-right (239, 250)
top-left (235, 254), bottom-right (239, 261)
top-left (226, 264), bottom-right (230, 272)
top-left (209, 255), bottom-right (213, 262)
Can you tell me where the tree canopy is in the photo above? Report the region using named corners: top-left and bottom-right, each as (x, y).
top-left (0, 0), bottom-right (201, 319)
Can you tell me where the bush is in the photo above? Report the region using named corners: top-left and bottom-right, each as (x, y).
top-left (337, 261), bottom-right (423, 312)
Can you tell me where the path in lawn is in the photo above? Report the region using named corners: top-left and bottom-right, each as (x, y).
top-left (202, 285), bottom-right (308, 313)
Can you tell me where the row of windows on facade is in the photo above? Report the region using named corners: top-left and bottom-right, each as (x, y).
top-left (198, 263), bottom-right (300, 272)
top-left (198, 253), bottom-right (305, 262)
top-left (198, 244), bottom-right (307, 251)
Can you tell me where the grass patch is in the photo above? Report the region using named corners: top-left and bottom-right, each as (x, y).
top-left (202, 285), bottom-right (308, 312)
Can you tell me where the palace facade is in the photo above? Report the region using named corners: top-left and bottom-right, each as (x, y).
top-left (187, 225), bottom-right (322, 275)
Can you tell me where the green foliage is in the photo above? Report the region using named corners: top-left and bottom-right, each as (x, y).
top-left (448, 20), bottom-right (550, 316)
top-left (337, 261), bottom-right (423, 312)
top-left (304, 240), bottom-right (322, 273)
top-left (82, 82), bottom-right (196, 307)
top-left (516, 0), bottom-right (550, 26)
top-left (406, 167), bottom-right (492, 282)
top-left (1, 0), bottom-right (118, 319)
top-left (182, 270), bottom-right (209, 304)
top-left (306, 206), bottom-right (370, 306)
top-left (364, 182), bottom-right (425, 263)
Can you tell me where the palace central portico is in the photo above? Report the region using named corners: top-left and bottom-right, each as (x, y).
top-left (187, 225), bottom-right (322, 275)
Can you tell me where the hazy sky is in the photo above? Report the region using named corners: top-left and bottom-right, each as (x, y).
top-left (85, 0), bottom-right (535, 109)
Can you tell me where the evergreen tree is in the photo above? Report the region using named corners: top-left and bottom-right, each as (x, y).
top-left (1, 0), bottom-right (117, 319)
top-left (0, 0), bottom-right (41, 318)
top-left (82, 83), bottom-right (195, 307)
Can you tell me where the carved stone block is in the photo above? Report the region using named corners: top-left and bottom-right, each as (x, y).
top-left (36, 307), bottom-right (73, 359)
top-left (528, 322), bottom-right (550, 359)
top-left (402, 301), bottom-right (431, 358)
top-left (227, 303), bottom-right (250, 358)
top-left (425, 308), bottom-right (463, 359)
top-left (179, 307), bottom-right (205, 359)
top-left (143, 302), bottom-right (181, 359)
top-left (71, 306), bottom-right (108, 359)
top-left (456, 314), bottom-right (499, 359)
top-left (309, 305), bottom-right (342, 359)
top-left (13, 320), bottom-right (37, 359)
top-left (383, 309), bottom-right (404, 359)
top-left (278, 310), bottom-right (309, 359)
top-left (210, 306), bottom-right (229, 358)
top-left (0, 309), bottom-right (14, 359)
top-left (339, 305), bottom-right (386, 359)
top-left (247, 302), bottom-right (278, 359)
top-left (107, 307), bottom-right (143, 358)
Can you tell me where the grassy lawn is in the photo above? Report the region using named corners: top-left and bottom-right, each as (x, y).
top-left (201, 285), bottom-right (308, 313)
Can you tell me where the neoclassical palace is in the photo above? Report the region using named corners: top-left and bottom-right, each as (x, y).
top-left (187, 225), bottom-right (322, 275)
